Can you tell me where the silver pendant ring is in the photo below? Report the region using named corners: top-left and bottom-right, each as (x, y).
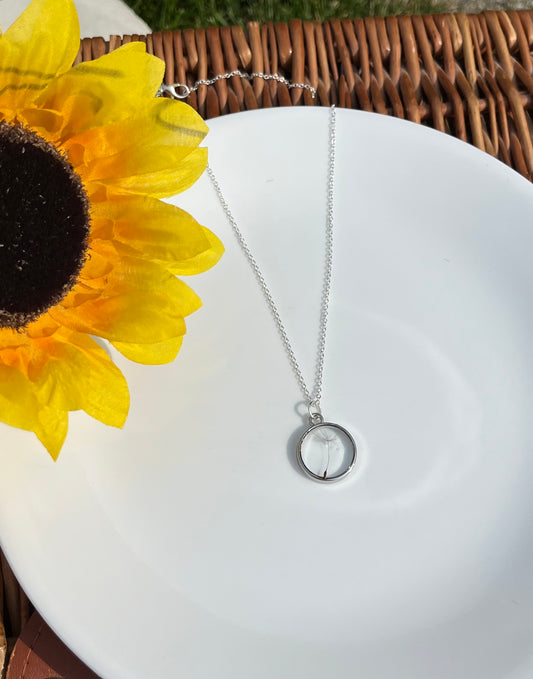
top-left (296, 422), bottom-right (357, 483)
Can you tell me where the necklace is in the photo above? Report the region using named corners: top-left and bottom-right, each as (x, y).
top-left (158, 70), bottom-right (317, 101)
top-left (158, 73), bottom-right (356, 482)
top-left (206, 105), bottom-right (357, 484)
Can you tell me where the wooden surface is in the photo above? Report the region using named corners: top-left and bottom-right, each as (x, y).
top-left (6, 613), bottom-right (99, 679)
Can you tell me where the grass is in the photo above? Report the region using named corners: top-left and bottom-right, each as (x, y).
top-left (125, 0), bottom-right (446, 31)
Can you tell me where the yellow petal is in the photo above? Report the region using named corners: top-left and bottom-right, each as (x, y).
top-left (35, 406), bottom-right (68, 460)
top-left (66, 98), bottom-right (207, 167)
top-left (51, 250), bottom-right (201, 343)
top-left (0, 363), bottom-right (41, 432)
top-left (92, 147), bottom-right (208, 198)
top-left (167, 226), bottom-right (224, 276)
top-left (0, 0), bottom-right (79, 113)
top-left (0, 360), bottom-right (66, 459)
top-left (80, 246), bottom-right (114, 280)
top-left (24, 313), bottom-right (61, 339)
top-left (36, 43), bottom-right (165, 139)
top-left (0, 327), bottom-right (26, 352)
top-left (51, 290), bottom-right (187, 342)
top-left (91, 194), bottom-right (223, 274)
top-left (111, 336), bottom-right (183, 364)
top-left (83, 240), bottom-right (202, 302)
top-left (30, 330), bottom-right (130, 428)
top-left (19, 106), bottom-right (65, 141)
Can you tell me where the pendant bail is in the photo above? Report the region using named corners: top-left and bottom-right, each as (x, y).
top-left (308, 400), bottom-right (323, 425)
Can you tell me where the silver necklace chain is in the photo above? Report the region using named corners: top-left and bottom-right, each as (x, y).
top-left (159, 74), bottom-right (357, 482)
top-left (160, 76), bottom-right (357, 483)
top-left (206, 105), bottom-right (337, 419)
top-left (158, 71), bottom-right (317, 100)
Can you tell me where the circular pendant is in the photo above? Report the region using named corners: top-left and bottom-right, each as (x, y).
top-left (296, 421), bottom-right (357, 483)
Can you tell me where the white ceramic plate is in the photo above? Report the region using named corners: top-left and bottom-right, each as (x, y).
top-left (1, 108), bottom-right (532, 679)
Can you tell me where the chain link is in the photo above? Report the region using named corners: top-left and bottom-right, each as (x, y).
top-left (206, 105), bottom-right (336, 412)
top-left (158, 70), bottom-right (317, 100)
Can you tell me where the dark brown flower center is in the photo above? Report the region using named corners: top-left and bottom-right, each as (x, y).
top-left (0, 122), bottom-right (90, 329)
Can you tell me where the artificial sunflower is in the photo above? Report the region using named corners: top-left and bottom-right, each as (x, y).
top-left (0, 0), bottom-right (223, 459)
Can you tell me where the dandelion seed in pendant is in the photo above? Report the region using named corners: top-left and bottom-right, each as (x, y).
top-left (297, 422), bottom-right (357, 483)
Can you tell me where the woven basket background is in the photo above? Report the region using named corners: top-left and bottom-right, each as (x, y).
top-left (77, 10), bottom-right (533, 179)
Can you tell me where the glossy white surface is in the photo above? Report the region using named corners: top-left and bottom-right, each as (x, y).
top-left (0, 108), bottom-right (532, 679)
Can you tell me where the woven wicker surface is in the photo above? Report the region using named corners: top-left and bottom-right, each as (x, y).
top-left (76, 10), bottom-right (533, 179)
top-left (1, 552), bottom-right (31, 676)
top-left (0, 8), bottom-right (532, 677)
